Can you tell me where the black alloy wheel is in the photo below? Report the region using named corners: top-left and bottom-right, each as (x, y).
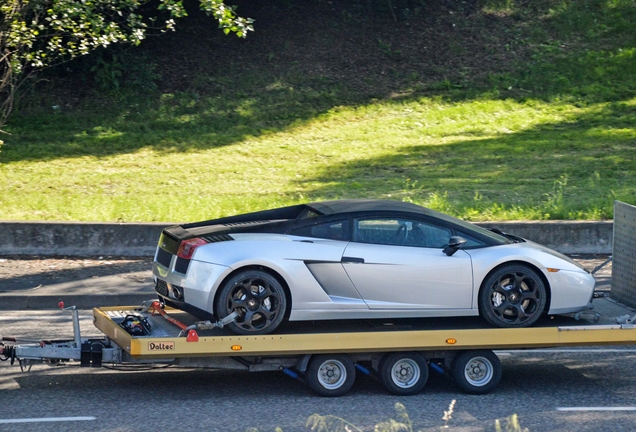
top-left (215, 269), bottom-right (287, 335)
top-left (479, 264), bottom-right (547, 328)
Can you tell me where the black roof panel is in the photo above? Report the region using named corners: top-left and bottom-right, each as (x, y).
top-left (306, 199), bottom-right (428, 216)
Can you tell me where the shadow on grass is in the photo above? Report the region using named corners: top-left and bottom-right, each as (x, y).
top-left (297, 101), bottom-right (636, 217)
top-left (1, 0), bottom-right (635, 166)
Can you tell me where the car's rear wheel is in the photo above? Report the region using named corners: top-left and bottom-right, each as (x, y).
top-left (215, 269), bottom-right (287, 335)
top-left (479, 264), bottom-right (547, 328)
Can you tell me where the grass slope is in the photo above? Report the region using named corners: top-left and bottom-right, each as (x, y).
top-left (1, 0), bottom-right (635, 221)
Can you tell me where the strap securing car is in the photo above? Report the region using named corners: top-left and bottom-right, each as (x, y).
top-left (178, 312), bottom-right (239, 337)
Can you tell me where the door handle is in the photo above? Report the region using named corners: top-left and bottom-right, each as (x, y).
top-left (342, 256), bottom-right (365, 264)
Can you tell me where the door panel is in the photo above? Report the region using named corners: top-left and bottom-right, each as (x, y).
top-left (342, 242), bottom-right (474, 310)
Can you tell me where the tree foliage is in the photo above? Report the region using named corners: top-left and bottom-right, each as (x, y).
top-left (0, 0), bottom-right (253, 136)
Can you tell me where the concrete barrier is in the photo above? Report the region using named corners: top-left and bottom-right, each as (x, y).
top-left (0, 221), bottom-right (171, 257)
top-left (477, 221), bottom-right (613, 255)
top-left (0, 220), bottom-right (613, 257)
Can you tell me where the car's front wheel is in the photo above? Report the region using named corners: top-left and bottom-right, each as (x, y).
top-left (479, 264), bottom-right (547, 328)
top-left (215, 269), bottom-right (287, 335)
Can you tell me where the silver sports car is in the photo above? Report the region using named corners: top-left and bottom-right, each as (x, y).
top-left (152, 200), bottom-right (595, 335)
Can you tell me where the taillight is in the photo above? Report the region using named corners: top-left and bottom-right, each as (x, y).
top-left (176, 238), bottom-right (208, 260)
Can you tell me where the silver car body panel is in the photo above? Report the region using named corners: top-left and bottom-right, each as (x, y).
top-left (341, 242), bottom-right (473, 309)
top-left (152, 231), bottom-right (596, 322)
top-left (304, 262), bottom-right (367, 308)
top-left (464, 241), bottom-right (595, 314)
top-left (288, 307), bottom-right (479, 321)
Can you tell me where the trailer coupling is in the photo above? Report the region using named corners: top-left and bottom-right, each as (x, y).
top-left (0, 337), bottom-right (111, 371)
top-left (1, 302), bottom-right (123, 371)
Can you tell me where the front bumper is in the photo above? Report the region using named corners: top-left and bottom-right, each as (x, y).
top-left (546, 268), bottom-right (596, 315)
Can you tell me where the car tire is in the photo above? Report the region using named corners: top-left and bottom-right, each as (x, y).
top-left (215, 269), bottom-right (287, 335)
top-left (451, 350), bottom-right (501, 394)
top-left (479, 264), bottom-right (547, 328)
top-left (379, 352), bottom-right (428, 396)
top-left (306, 354), bottom-right (356, 397)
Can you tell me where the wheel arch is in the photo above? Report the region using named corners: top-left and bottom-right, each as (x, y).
top-left (478, 260), bottom-right (552, 314)
top-left (212, 265), bottom-right (293, 319)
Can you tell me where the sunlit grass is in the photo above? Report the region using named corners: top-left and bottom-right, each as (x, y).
top-left (1, 0), bottom-right (635, 222)
top-left (1, 95), bottom-right (634, 222)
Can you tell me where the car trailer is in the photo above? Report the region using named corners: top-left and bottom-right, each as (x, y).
top-left (2, 294), bottom-right (636, 397)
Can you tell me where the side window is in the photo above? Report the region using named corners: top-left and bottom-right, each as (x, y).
top-left (354, 218), bottom-right (452, 248)
top-left (455, 231), bottom-right (487, 248)
top-left (355, 219), bottom-right (402, 245)
top-left (289, 221), bottom-right (347, 241)
top-left (416, 222), bottom-right (453, 248)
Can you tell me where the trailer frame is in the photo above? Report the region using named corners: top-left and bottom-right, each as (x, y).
top-left (2, 299), bottom-right (636, 396)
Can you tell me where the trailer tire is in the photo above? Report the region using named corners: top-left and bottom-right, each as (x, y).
top-left (306, 354), bottom-right (355, 397)
top-left (452, 350), bottom-right (501, 395)
top-left (380, 352), bottom-right (428, 396)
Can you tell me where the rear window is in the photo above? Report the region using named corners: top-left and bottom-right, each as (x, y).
top-left (289, 221), bottom-right (347, 240)
top-left (297, 207), bottom-right (322, 219)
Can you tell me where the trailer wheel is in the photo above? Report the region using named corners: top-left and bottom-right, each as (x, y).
top-left (380, 352), bottom-right (428, 396)
top-left (452, 350), bottom-right (501, 395)
top-left (306, 354), bottom-right (355, 397)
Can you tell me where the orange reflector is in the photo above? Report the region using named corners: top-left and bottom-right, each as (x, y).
top-left (446, 338), bottom-right (457, 345)
top-left (547, 268), bottom-right (560, 273)
top-left (231, 345), bottom-right (242, 351)
top-left (186, 330), bottom-right (199, 342)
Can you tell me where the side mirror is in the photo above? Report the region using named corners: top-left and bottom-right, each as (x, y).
top-left (443, 236), bottom-right (467, 256)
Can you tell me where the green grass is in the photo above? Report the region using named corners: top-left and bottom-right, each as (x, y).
top-left (0, 0), bottom-right (635, 222)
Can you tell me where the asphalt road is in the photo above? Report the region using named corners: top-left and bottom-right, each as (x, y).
top-left (0, 256), bottom-right (155, 309)
top-left (1, 310), bottom-right (636, 432)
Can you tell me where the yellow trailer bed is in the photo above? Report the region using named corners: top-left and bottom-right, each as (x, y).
top-left (93, 305), bottom-right (636, 360)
